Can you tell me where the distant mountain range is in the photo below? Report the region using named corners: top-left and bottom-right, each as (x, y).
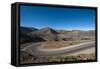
top-left (20, 26), bottom-right (95, 44)
top-left (20, 26), bottom-right (38, 33)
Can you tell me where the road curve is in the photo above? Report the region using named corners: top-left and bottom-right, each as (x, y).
top-left (21, 41), bottom-right (95, 56)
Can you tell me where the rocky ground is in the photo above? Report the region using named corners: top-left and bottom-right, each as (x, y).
top-left (20, 26), bottom-right (96, 64)
top-left (20, 51), bottom-right (95, 64)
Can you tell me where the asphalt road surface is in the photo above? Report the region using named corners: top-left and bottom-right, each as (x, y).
top-left (21, 41), bottom-right (95, 56)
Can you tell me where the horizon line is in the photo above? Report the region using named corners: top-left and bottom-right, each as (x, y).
top-left (20, 26), bottom-right (95, 31)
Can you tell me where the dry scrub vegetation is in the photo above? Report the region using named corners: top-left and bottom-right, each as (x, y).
top-left (20, 52), bottom-right (95, 64)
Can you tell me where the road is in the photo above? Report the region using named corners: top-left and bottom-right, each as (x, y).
top-left (21, 41), bottom-right (95, 56)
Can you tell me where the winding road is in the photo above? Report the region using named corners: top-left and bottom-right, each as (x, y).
top-left (21, 41), bottom-right (95, 56)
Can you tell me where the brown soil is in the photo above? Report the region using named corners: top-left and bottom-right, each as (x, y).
top-left (41, 40), bottom-right (90, 49)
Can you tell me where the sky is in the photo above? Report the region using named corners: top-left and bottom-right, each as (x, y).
top-left (20, 5), bottom-right (96, 30)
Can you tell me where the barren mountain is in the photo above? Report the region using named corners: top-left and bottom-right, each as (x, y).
top-left (30, 27), bottom-right (59, 41)
top-left (20, 27), bottom-right (45, 44)
top-left (20, 26), bottom-right (38, 33)
top-left (20, 26), bottom-right (95, 44)
top-left (57, 30), bottom-right (95, 41)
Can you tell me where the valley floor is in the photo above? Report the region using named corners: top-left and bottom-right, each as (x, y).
top-left (20, 40), bottom-right (96, 64)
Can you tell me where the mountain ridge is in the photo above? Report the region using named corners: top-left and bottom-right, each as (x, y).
top-left (20, 26), bottom-right (95, 44)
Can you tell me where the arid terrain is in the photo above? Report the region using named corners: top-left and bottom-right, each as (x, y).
top-left (20, 26), bottom-right (95, 64)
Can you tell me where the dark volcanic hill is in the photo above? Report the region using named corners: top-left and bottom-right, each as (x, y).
top-left (20, 32), bottom-right (45, 44)
top-left (20, 26), bottom-right (38, 33)
top-left (20, 26), bottom-right (45, 44)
